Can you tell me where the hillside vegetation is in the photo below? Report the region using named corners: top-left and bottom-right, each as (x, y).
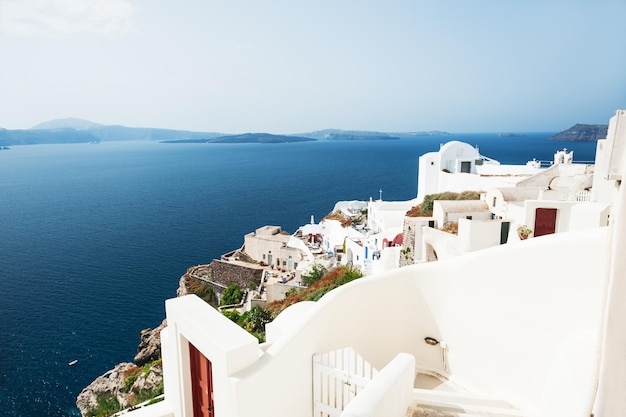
top-left (407, 191), bottom-right (482, 217)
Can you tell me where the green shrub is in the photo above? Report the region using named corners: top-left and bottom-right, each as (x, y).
top-left (248, 275), bottom-right (257, 290)
top-left (301, 264), bottom-right (327, 286)
top-left (222, 309), bottom-right (242, 323)
top-left (304, 266), bottom-right (362, 301)
top-left (134, 385), bottom-right (164, 404)
top-left (147, 395), bottom-right (165, 405)
top-left (141, 358), bottom-right (162, 376)
top-left (86, 394), bottom-right (122, 417)
top-left (241, 306), bottom-right (273, 334)
top-left (186, 278), bottom-right (217, 306)
top-left (420, 191), bottom-right (481, 216)
top-left (221, 283), bottom-right (245, 306)
top-left (121, 373), bottom-right (138, 393)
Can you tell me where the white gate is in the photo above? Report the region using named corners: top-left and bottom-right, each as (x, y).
top-left (313, 347), bottom-right (379, 417)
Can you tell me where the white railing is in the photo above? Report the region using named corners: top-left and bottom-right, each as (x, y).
top-left (340, 353), bottom-right (415, 417)
top-left (576, 190), bottom-right (592, 202)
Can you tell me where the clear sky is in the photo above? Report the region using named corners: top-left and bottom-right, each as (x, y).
top-left (1, 0), bottom-right (625, 134)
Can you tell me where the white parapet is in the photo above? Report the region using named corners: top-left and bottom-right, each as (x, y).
top-left (341, 353), bottom-right (416, 417)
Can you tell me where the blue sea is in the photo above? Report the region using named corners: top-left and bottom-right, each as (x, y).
top-left (0, 134), bottom-right (597, 416)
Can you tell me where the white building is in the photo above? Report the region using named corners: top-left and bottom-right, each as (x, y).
top-left (123, 111), bottom-right (626, 417)
top-left (417, 141), bottom-right (544, 203)
top-left (243, 225), bottom-right (303, 271)
top-left (367, 198), bottom-right (417, 234)
top-left (404, 117), bottom-right (619, 263)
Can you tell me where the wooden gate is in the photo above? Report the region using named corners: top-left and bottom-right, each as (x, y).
top-left (313, 347), bottom-right (378, 417)
top-left (189, 343), bottom-right (215, 417)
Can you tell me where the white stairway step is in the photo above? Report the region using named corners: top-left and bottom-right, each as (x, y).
top-left (410, 388), bottom-right (529, 417)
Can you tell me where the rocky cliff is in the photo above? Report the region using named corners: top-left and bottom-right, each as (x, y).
top-left (76, 315), bottom-right (169, 416)
top-left (75, 320), bottom-right (166, 416)
top-left (75, 360), bottom-right (164, 416)
top-left (76, 274), bottom-right (213, 416)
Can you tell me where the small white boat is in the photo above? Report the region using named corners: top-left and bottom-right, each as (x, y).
top-left (68, 360), bottom-right (78, 366)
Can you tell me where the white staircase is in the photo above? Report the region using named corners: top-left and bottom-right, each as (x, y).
top-left (409, 388), bottom-right (529, 417)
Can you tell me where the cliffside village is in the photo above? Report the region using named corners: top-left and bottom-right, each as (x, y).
top-left (185, 122), bottom-right (612, 313)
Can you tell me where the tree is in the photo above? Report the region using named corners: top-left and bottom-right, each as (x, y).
top-left (301, 263), bottom-right (327, 286)
top-left (221, 283), bottom-right (245, 306)
top-left (244, 306), bottom-right (273, 334)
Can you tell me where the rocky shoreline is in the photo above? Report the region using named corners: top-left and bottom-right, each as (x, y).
top-left (75, 320), bottom-right (166, 416)
top-left (76, 275), bottom-right (191, 416)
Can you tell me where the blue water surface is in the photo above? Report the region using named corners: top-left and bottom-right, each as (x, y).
top-left (0, 134), bottom-right (597, 416)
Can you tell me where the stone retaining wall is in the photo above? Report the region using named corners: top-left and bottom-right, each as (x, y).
top-left (206, 259), bottom-right (264, 289)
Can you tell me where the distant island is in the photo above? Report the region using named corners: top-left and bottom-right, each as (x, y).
top-left (161, 133), bottom-right (315, 144)
top-left (547, 123), bottom-right (608, 141)
top-left (0, 118), bottom-right (455, 146)
top-left (1, 117), bottom-right (608, 146)
top-left (498, 133), bottom-right (527, 138)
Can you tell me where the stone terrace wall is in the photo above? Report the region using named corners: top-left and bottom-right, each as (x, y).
top-left (399, 216), bottom-right (417, 267)
top-left (207, 259), bottom-right (264, 289)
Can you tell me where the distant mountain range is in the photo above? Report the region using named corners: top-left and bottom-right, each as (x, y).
top-left (0, 117), bottom-right (606, 146)
top-left (0, 118), bottom-right (224, 146)
top-left (0, 118), bottom-right (453, 146)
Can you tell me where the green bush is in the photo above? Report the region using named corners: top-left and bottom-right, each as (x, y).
top-left (248, 275), bottom-right (257, 290)
top-left (222, 309), bottom-right (242, 323)
top-left (221, 283), bottom-right (245, 306)
top-left (121, 373), bottom-right (138, 393)
top-left (301, 264), bottom-right (327, 286)
top-left (304, 267), bottom-right (363, 301)
top-left (186, 278), bottom-right (217, 306)
top-left (420, 191), bottom-right (481, 216)
top-left (86, 394), bottom-right (122, 417)
top-left (134, 385), bottom-right (164, 404)
top-left (241, 306), bottom-right (273, 334)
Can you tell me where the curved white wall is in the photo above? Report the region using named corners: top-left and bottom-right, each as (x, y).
top-left (233, 268), bottom-right (445, 417)
top-left (414, 228), bottom-right (607, 414)
top-left (229, 227), bottom-right (607, 417)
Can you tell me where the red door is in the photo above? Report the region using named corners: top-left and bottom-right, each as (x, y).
top-left (534, 208), bottom-right (557, 237)
top-left (189, 343), bottom-right (214, 417)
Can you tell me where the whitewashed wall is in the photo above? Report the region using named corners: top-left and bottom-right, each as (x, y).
top-left (235, 228), bottom-right (607, 417)
top-left (145, 226), bottom-right (607, 417)
top-left (457, 218), bottom-right (508, 252)
top-left (417, 151), bottom-right (440, 202)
